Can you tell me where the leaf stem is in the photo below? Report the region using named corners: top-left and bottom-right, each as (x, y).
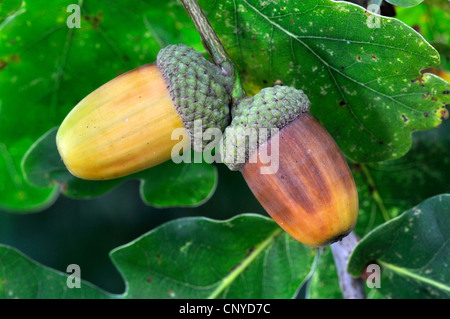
top-left (330, 231), bottom-right (366, 299)
top-left (360, 163), bottom-right (390, 221)
top-left (180, 0), bottom-right (246, 104)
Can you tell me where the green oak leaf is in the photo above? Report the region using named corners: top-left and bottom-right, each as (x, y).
top-left (0, 214), bottom-right (316, 298)
top-left (0, 244), bottom-right (112, 298)
top-left (111, 214), bottom-right (315, 299)
top-left (306, 247), bottom-right (343, 299)
top-left (199, 0), bottom-right (450, 162)
top-left (385, 0), bottom-right (424, 8)
top-left (348, 194), bottom-right (450, 299)
top-left (21, 127), bottom-right (217, 208)
top-left (0, 0), bottom-right (201, 211)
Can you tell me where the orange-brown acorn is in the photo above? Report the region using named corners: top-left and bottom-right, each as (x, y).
top-left (220, 86), bottom-right (358, 247)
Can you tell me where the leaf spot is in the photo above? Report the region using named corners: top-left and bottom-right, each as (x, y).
top-left (401, 114), bottom-right (409, 123)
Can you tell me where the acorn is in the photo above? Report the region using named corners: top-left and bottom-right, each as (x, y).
top-left (56, 44), bottom-right (232, 180)
top-left (221, 86), bottom-right (359, 247)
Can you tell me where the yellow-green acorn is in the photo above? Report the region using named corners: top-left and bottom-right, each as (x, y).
top-left (57, 44), bottom-right (232, 180)
top-left (221, 86), bottom-right (359, 247)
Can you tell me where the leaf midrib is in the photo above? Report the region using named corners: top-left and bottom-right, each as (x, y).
top-left (207, 228), bottom-right (283, 299)
top-left (240, 0), bottom-right (430, 118)
top-left (379, 260), bottom-right (450, 293)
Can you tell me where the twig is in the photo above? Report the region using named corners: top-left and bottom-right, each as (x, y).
top-left (330, 231), bottom-right (366, 299)
top-left (180, 0), bottom-right (246, 104)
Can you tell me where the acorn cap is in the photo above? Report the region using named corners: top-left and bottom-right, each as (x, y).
top-left (220, 86), bottom-right (310, 170)
top-left (157, 44), bottom-right (233, 150)
top-left (57, 44), bottom-right (232, 180)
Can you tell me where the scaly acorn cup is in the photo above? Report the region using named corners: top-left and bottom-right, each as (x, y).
top-left (57, 44), bottom-right (232, 180)
top-left (221, 86), bottom-right (359, 247)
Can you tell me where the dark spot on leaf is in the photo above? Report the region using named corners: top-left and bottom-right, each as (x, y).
top-left (341, 66), bottom-right (345, 70)
top-left (371, 54), bottom-right (377, 61)
top-left (443, 90), bottom-right (450, 95)
top-left (246, 247), bottom-right (255, 257)
top-left (156, 254), bottom-right (161, 258)
top-left (401, 114), bottom-right (409, 123)
top-left (339, 100), bottom-right (347, 107)
top-left (9, 54), bottom-right (19, 63)
top-left (422, 92), bottom-right (430, 99)
top-left (357, 56), bottom-right (362, 62)
top-left (263, 80), bottom-right (268, 84)
top-left (146, 277), bottom-right (153, 283)
top-left (0, 60), bottom-right (8, 71)
top-left (411, 74), bottom-right (424, 84)
top-left (350, 163), bottom-right (361, 172)
top-left (423, 112), bottom-right (428, 117)
top-left (378, 141), bottom-right (384, 145)
top-left (84, 12), bottom-right (103, 30)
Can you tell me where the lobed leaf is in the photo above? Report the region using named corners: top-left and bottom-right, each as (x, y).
top-left (348, 194), bottom-right (450, 299)
top-left (0, 214), bottom-right (315, 298)
top-left (0, 244), bottom-right (112, 298)
top-left (199, 0), bottom-right (450, 162)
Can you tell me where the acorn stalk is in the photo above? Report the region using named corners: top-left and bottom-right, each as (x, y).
top-left (221, 86), bottom-right (359, 247)
top-left (57, 44), bottom-right (232, 180)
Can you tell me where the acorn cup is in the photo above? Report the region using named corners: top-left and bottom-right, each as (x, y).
top-left (221, 86), bottom-right (359, 247)
top-left (57, 44), bottom-right (232, 180)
